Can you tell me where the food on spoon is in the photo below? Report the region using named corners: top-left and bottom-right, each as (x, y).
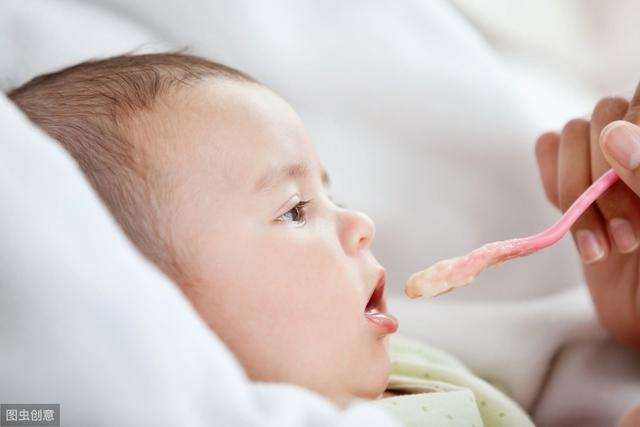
top-left (405, 168), bottom-right (621, 299)
top-left (405, 239), bottom-right (536, 298)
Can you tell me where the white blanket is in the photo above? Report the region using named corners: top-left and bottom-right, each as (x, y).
top-left (1, 0), bottom-right (638, 425)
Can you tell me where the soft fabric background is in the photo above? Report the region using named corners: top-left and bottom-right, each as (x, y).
top-left (1, 1), bottom-right (639, 426)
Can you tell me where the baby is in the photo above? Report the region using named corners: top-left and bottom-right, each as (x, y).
top-left (6, 53), bottom-right (570, 426)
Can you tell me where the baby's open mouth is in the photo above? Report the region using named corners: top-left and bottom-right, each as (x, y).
top-left (364, 271), bottom-right (398, 334)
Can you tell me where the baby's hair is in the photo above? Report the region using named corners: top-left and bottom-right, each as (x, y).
top-left (8, 52), bottom-right (257, 282)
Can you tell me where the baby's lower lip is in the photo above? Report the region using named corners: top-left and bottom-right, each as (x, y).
top-left (364, 309), bottom-right (398, 334)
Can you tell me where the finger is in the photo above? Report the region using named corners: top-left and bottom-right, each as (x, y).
top-left (590, 98), bottom-right (640, 254)
top-left (535, 132), bottom-right (560, 208)
top-left (625, 80), bottom-right (640, 124)
top-left (600, 120), bottom-right (640, 202)
top-left (559, 119), bottom-right (610, 264)
top-left (591, 97), bottom-right (628, 176)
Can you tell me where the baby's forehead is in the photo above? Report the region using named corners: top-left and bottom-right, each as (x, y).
top-left (140, 79), bottom-right (323, 193)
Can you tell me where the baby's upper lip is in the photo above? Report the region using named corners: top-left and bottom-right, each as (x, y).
top-left (364, 269), bottom-right (386, 312)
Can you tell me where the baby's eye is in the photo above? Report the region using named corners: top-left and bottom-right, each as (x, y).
top-left (277, 200), bottom-right (310, 225)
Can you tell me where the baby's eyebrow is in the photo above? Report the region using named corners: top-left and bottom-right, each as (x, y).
top-left (254, 162), bottom-right (330, 193)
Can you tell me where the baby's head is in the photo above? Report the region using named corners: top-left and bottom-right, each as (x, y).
top-left (9, 53), bottom-right (397, 406)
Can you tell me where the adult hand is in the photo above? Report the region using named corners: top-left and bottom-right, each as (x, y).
top-left (535, 84), bottom-right (640, 350)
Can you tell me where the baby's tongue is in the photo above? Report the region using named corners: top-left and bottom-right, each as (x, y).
top-left (364, 309), bottom-right (398, 334)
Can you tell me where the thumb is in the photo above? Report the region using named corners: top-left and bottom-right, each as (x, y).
top-left (600, 120), bottom-right (640, 196)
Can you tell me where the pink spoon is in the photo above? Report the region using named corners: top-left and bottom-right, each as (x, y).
top-left (405, 168), bottom-right (620, 298)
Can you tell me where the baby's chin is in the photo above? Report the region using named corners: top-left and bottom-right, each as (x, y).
top-left (305, 338), bottom-right (392, 409)
top-left (351, 344), bottom-right (392, 402)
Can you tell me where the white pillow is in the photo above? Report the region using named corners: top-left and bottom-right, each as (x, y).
top-left (0, 0), bottom-right (167, 91)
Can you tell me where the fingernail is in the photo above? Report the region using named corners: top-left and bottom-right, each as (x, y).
top-left (609, 218), bottom-right (639, 254)
top-left (575, 229), bottom-right (605, 264)
top-left (601, 122), bottom-right (640, 170)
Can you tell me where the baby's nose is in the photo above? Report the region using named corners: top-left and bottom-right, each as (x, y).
top-left (339, 209), bottom-right (376, 254)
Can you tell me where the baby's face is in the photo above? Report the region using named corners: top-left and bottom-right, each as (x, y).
top-left (139, 79), bottom-right (396, 406)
